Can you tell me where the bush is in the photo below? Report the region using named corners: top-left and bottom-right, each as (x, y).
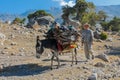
top-left (100, 32), bottom-right (108, 40)
top-left (27, 10), bottom-right (53, 19)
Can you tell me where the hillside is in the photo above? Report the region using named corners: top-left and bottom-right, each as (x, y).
top-left (0, 22), bottom-right (120, 80)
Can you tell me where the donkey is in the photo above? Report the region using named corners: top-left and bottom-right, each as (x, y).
top-left (36, 36), bottom-right (78, 69)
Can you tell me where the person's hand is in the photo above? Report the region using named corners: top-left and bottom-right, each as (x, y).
top-left (81, 42), bottom-right (83, 46)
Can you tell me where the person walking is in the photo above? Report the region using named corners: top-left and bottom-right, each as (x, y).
top-left (81, 23), bottom-right (94, 61)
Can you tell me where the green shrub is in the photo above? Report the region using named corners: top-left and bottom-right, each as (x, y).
top-left (100, 32), bottom-right (108, 40)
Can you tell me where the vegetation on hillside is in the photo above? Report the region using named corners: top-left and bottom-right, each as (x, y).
top-left (61, 0), bottom-right (120, 31)
top-left (101, 17), bottom-right (120, 31)
top-left (10, 0), bottom-right (120, 32)
top-left (12, 17), bottom-right (26, 25)
top-left (27, 10), bottom-right (54, 19)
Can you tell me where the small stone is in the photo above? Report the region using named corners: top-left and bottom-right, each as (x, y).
top-left (77, 66), bottom-right (81, 69)
top-left (11, 52), bottom-right (15, 55)
top-left (10, 34), bottom-right (15, 39)
top-left (11, 42), bottom-right (17, 45)
top-left (19, 48), bottom-right (25, 52)
top-left (19, 53), bottom-right (25, 56)
top-left (96, 39), bottom-right (103, 42)
top-left (1, 51), bottom-right (8, 54)
top-left (106, 37), bottom-right (113, 42)
top-left (88, 73), bottom-right (97, 80)
top-left (82, 66), bottom-right (89, 70)
top-left (94, 62), bottom-right (105, 67)
top-left (50, 73), bottom-right (54, 76)
top-left (4, 47), bottom-right (8, 49)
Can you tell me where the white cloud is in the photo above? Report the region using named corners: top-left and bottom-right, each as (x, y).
top-left (53, 0), bottom-right (75, 7)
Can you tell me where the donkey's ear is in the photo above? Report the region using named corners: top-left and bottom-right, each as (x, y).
top-left (37, 36), bottom-right (40, 40)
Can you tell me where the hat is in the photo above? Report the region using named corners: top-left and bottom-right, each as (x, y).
top-left (83, 23), bottom-right (90, 27)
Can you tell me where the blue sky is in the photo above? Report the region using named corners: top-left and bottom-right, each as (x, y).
top-left (0, 0), bottom-right (120, 14)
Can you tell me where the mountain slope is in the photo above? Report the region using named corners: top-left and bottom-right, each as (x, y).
top-left (96, 5), bottom-right (120, 17)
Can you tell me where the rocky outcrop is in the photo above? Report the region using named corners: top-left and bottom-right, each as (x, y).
top-left (37, 16), bottom-right (54, 26)
top-left (27, 16), bottom-right (54, 28)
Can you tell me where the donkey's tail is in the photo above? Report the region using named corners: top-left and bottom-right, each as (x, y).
top-left (37, 36), bottom-right (39, 39)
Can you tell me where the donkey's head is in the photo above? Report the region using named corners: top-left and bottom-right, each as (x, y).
top-left (36, 36), bottom-right (43, 58)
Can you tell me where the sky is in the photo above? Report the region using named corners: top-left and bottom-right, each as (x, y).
top-left (0, 0), bottom-right (120, 14)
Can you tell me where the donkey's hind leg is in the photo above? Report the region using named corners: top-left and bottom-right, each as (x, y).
top-left (51, 51), bottom-right (60, 69)
top-left (51, 54), bottom-right (54, 70)
top-left (71, 49), bottom-right (74, 66)
top-left (74, 48), bottom-right (78, 65)
top-left (54, 52), bottom-right (60, 69)
top-left (71, 48), bottom-right (78, 66)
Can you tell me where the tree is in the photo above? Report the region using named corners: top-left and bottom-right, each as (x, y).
top-left (108, 17), bottom-right (120, 31)
top-left (74, 0), bottom-right (88, 21)
top-left (98, 10), bottom-right (107, 22)
top-left (87, 2), bottom-right (95, 12)
top-left (61, 0), bottom-right (108, 27)
top-left (62, 5), bottom-right (75, 24)
top-left (100, 21), bottom-right (109, 31)
top-left (21, 18), bottom-right (26, 25)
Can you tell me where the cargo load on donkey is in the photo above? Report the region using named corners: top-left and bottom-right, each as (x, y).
top-left (45, 22), bottom-right (80, 52)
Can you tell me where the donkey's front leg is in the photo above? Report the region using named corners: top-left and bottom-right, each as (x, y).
top-left (51, 55), bottom-right (54, 70)
top-left (71, 50), bottom-right (74, 66)
top-left (55, 52), bottom-right (60, 69)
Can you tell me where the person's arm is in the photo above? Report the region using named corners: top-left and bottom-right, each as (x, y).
top-left (90, 30), bottom-right (94, 44)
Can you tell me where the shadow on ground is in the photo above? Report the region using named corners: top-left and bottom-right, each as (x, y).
top-left (108, 47), bottom-right (120, 55)
top-left (43, 59), bottom-right (87, 63)
top-left (108, 50), bottom-right (120, 55)
top-left (0, 58), bottom-right (87, 77)
top-left (0, 63), bottom-right (50, 77)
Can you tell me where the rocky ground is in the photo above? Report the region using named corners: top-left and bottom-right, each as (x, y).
top-left (0, 22), bottom-right (120, 80)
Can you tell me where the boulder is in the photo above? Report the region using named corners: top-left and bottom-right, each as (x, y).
top-left (28, 16), bottom-right (55, 27)
top-left (106, 37), bottom-right (113, 42)
top-left (37, 16), bottom-right (54, 26)
top-left (97, 53), bottom-right (109, 62)
top-left (94, 62), bottom-right (106, 67)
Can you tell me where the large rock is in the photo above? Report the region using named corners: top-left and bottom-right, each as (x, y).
top-left (106, 37), bottom-right (113, 42)
top-left (94, 62), bottom-right (106, 67)
top-left (97, 53), bottom-right (109, 62)
top-left (28, 16), bottom-right (55, 27)
top-left (68, 19), bottom-right (81, 27)
top-left (37, 16), bottom-right (54, 26)
top-left (88, 73), bottom-right (98, 80)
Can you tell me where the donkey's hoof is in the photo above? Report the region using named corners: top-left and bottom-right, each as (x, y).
top-left (56, 66), bottom-right (59, 69)
top-left (71, 64), bottom-right (73, 67)
top-left (50, 67), bottom-right (53, 70)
